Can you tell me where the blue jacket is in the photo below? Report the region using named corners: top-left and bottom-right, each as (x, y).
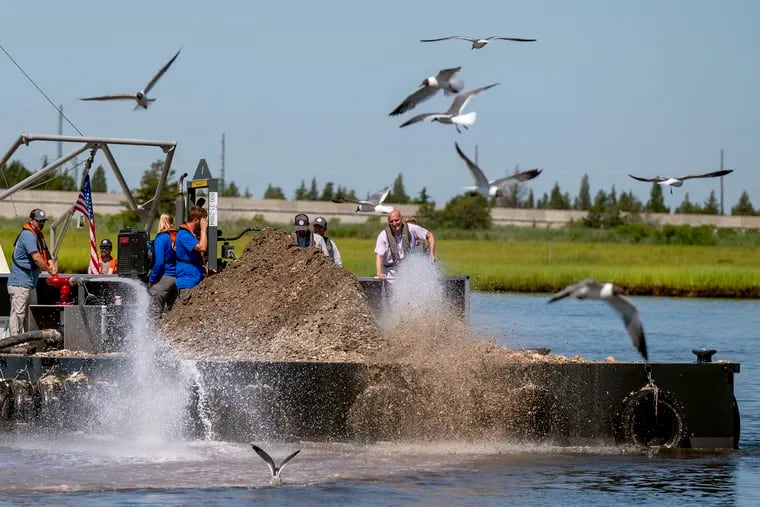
top-left (148, 230), bottom-right (177, 284)
top-left (175, 227), bottom-right (204, 290)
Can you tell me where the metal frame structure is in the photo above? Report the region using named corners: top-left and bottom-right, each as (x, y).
top-left (0, 133), bottom-right (176, 256)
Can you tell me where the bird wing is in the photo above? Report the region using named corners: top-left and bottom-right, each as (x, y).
top-left (80, 94), bottom-right (137, 101)
top-left (628, 174), bottom-right (665, 183)
top-left (420, 36), bottom-right (475, 43)
top-left (446, 83), bottom-right (499, 115)
top-left (251, 444), bottom-right (277, 477)
top-left (435, 66), bottom-right (462, 82)
top-left (486, 36), bottom-right (537, 42)
top-left (605, 295), bottom-right (648, 361)
top-left (333, 197), bottom-right (371, 206)
top-left (489, 168), bottom-right (543, 188)
top-left (677, 169), bottom-right (734, 181)
top-left (370, 185), bottom-right (392, 205)
top-left (399, 113), bottom-right (445, 128)
top-left (278, 449), bottom-right (302, 473)
top-left (144, 48), bottom-right (182, 94)
top-left (454, 142), bottom-right (489, 189)
top-left (547, 279), bottom-right (600, 303)
top-left (389, 86), bottom-right (439, 116)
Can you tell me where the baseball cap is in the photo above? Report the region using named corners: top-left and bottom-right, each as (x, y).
top-left (30, 208), bottom-right (47, 221)
top-left (293, 213), bottom-right (310, 231)
top-left (313, 216), bottom-right (328, 229)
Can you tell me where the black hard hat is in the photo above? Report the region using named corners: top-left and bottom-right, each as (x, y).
top-left (100, 239), bottom-right (113, 249)
top-left (294, 213), bottom-right (310, 231)
top-left (313, 216), bottom-right (328, 229)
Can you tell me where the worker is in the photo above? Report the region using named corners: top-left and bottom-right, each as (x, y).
top-left (311, 216), bottom-right (342, 266)
top-left (7, 208), bottom-right (57, 336)
top-left (148, 214), bottom-right (178, 318)
top-left (175, 205), bottom-right (208, 299)
top-left (293, 213), bottom-right (316, 247)
top-left (374, 208), bottom-right (435, 281)
top-left (98, 239), bottom-right (117, 274)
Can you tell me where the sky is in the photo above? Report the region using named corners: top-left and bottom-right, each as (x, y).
top-left (2, 0), bottom-right (758, 215)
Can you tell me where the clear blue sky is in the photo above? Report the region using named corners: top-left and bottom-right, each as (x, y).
top-left (2, 0), bottom-right (758, 214)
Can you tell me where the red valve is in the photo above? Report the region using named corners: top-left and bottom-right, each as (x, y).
top-left (46, 275), bottom-right (74, 305)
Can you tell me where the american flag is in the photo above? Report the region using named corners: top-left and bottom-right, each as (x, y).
top-left (74, 174), bottom-right (100, 274)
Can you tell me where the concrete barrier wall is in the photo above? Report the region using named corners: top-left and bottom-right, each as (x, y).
top-left (2, 190), bottom-right (760, 229)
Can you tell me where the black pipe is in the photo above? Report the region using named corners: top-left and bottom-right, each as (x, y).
top-left (0, 329), bottom-right (62, 350)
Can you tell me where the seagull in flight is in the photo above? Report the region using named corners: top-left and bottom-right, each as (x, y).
top-left (420, 35), bottom-right (537, 49)
top-left (455, 142), bottom-right (542, 198)
top-left (80, 48), bottom-right (182, 110)
top-left (548, 279), bottom-right (648, 361)
top-left (628, 169), bottom-right (733, 194)
top-left (399, 83), bottom-right (499, 133)
top-left (251, 444), bottom-right (301, 486)
top-left (333, 185), bottom-right (393, 214)
top-left (389, 66), bottom-right (464, 116)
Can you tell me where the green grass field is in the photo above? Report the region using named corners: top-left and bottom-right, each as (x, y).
top-left (3, 218), bottom-right (759, 297)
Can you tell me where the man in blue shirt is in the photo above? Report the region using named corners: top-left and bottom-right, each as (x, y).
top-left (175, 205), bottom-right (208, 299)
top-left (148, 214), bottom-right (178, 319)
top-left (7, 208), bottom-right (57, 336)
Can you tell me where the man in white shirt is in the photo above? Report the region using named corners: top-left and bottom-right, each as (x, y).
top-left (374, 208), bottom-right (435, 280)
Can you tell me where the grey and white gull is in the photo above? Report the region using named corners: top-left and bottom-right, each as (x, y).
top-left (420, 35), bottom-right (537, 49)
top-left (455, 142), bottom-right (542, 198)
top-left (399, 83), bottom-right (499, 133)
top-left (628, 170), bottom-right (733, 194)
top-left (332, 185), bottom-right (393, 214)
top-left (548, 279), bottom-right (648, 361)
top-left (250, 444), bottom-right (301, 486)
top-left (80, 48), bottom-right (181, 110)
top-left (389, 66), bottom-right (464, 116)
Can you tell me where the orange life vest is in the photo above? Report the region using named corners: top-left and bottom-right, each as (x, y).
top-left (15, 223), bottom-right (51, 264)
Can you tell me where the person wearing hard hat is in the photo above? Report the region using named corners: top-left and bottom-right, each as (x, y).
top-left (7, 208), bottom-right (57, 336)
top-left (311, 216), bottom-right (342, 267)
top-left (98, 239), bottom-right (118, 274)
top-left (292, 213), bottom-right (316, 248)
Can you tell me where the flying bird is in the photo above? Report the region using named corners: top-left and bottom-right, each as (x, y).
top-left (420, 35), bottom-right (537, 49)
top-left (80, 48), bottom-right (182, 110)
top-left (389, 66), bottom-right (464, 116)
top-left (251, 444), bottom-right (301, 486)
top-left (332, 185), bottom-right (393, 214)
top-left (548, 279), bottom-right (648, 361)
top-left (628, 170), bottom-right (733, 194)
top-left (399, 83), bottom-right (499, 133)
top-left (455, 142), bottom-right (542, 198)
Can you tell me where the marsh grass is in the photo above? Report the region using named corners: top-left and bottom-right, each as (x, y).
top-left (2, 218), bottom-right (758, 296)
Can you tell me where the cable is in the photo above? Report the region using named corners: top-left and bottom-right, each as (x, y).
top-left (0, 41), bottom-right (84, 136)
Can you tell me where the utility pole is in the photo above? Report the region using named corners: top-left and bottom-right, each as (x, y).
top-left (720, 149), bottom-right (725, 215)
top-left (221, 133), bottom-right (226, 181)
top-left (57, 105), bottom-right (63, 159)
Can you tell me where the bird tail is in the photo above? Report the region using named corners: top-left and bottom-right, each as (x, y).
top-left (454, 111), bottom-right (477, 126)
top-left (444, 79), bottom-right (464, 96)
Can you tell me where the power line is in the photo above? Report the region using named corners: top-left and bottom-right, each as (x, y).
top-left (0, 41), bottom-right (84, 136)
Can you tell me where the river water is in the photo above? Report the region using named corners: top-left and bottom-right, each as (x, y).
top-left (1, 292), bottom-right (758, 506)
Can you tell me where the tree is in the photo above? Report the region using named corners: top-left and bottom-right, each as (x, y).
top-left (702, 190), bottom-right (719, 215)
top-left (583, 188), bottom-right (625, 228)
top-left (574, 174), bottom-right (591, 210)
top-left (223, 181), bottom-right (241, 197)
top-left (547, 182), bottom-right (571, 209)
top-left (133, 159), bottom-right (178, 215)
top-left (263, 183), bottom-right (286, 199)
top-left (414, 187), bottom-right (430, 204)
top-left (536, 192), bottom-right (549, 209)
top-left (319, 182), bottom-right (335, 201)
top-left (675, 193), bottom-right (700, 214)
top-left (731, 191), bottom-right (755, 216)
top-left (644, 182), bottom-right (669, 213)
top-left (90, 164), bottom-right (108, 192)
top-left (387, 173), bottom-right (410, 204)
top-left (306, 177), bottom-right (319, 200)
top-left (0, 160), bottom-right (31, 188)
top-left (294, 179), bottom-right (308, 200)
top-left (618, 190), bottom-right (642, 213)
top-left (526, 189), bottom-right (535, 209)
top-left (244, 186), bottom-right (252, 198)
